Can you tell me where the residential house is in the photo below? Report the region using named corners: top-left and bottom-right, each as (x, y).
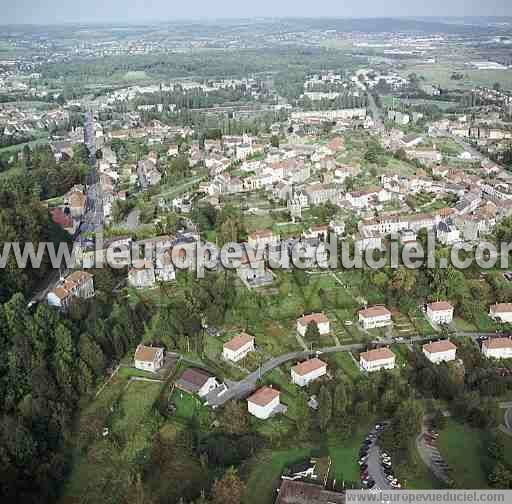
top-left (302, 224), bottom-right (330, 241)
top-left (423, 340), bottom-right (457, 364)
top-left (358, 306), bottom-right (392, 330)
top-left (296, 313), bottom-right (330, 337)
top-left (175, 368), bottom-right (219, 397)
top-left (401, 133), bottom-right (423, 148)
top-left (482, 338), bottom-right (512, 359)
top-left (222, 332), bottom-right (255, 362)
top-left (128, 260), bottom-right (156, 289)
top-left (50, 207), bottom-right (75, 235)
top-left (360, 347), bottom-right (396, 372)
top-left (275, 480), bottom-right (344, 504)
top-left (291, 358), bottom-right (327, 387)
top-left (47, 271), bottom-right (95, 310)
top-left (247, 387), bottom-right (282, 420)
top-left (489, 303), bottom-right (512, 323)
top-left (426, 301), bottom-right (454, 325)
top-left (155, 251), bottom-right (176, 283)
top-left (248, 229), bottom-right (280, 250)
top-left (134, 344), bottom-right (164, 372)
top-left (436, 221), bottom-right (461, 245)
top-left (304, 183), bottom-right (337, 206)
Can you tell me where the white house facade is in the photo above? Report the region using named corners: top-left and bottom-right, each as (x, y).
top-left (358, 306), bottom-right (392, 330)
top-left (291, 358), bottom-right (327, 387)
top-left (482, 338), bottom-right (512, 360)
top-left (134, 344), bottom-right (164, 372)
top-left (489, 304), bottom-right (512, 324)
top-left (296, 313), bottom-right (330, 337)
top-left (426, 301), bottom-right (454, 325)
top-left (423, 340), bottom-right (457, 364)
top-left (360, 348), bottom-right (396, 372)
top-left (223, 333), bottom-right (255, 362)
top-left (247, 387), bottom-right (281, 420)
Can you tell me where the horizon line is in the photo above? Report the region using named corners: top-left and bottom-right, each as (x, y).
top-left (1, 15), bottom-right (511, 28)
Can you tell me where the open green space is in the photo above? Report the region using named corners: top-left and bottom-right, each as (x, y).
top-left (398, 62), bottom-right (512, 92)
top-left (62, 379), bottom-right (164, 502)
top-left (437, 419), bottom-right (490, 489)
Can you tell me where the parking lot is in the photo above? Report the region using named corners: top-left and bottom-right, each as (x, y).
top-left (416, 421), bottom-right (452, 484)
top-left (359, 422), bottom-right (401, 491)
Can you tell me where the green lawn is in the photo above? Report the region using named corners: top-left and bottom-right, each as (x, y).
top-left (399, 62), bottom-right (512, 92)
top-left (170, 388), bottom-right (209, 423)
top-left (329, 352), bottom-right (360, 380)
top-left (327, 428), bottom-right (368, 484)
top-left (243, 447), bottom-right (312, 504)
top-left (438, 419), bottom-right (490, 489)
top-left (62, 379), bottom-right (164, 502)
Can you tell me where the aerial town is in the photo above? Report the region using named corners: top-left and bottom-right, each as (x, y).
top-left (3, 13), bottom-right (512, 504)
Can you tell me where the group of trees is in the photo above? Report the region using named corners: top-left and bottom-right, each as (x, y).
top-left (2, 143), bottom-right (89, 199)
top-left (0, 290), bottom-right (152, 503)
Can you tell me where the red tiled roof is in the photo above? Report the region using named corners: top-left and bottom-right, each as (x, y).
top-left (423, 340), bottom-right (457, 354)
top-left (292, 358), bottom-right (327, 377)
top-left (427, 301), bottom-right (454, 312)
top-left (491, 303), bottom-right (512, 314)
top-left (50, 208), bottom-right (73, 228)
top-left (483, 338), bottom-right (512, 350)
top-left (360, 347), bottom-right (395, 362)
top-left (224, 332), bottom-right (254, 352)
top-left (134, 344), bottom-right (163, 363)
top-left (247, 386), bottom-right (280, 407)
top-left (359, 306), bottom-right (391, 319)
top-left (297, 313), bottom-right (329, 326)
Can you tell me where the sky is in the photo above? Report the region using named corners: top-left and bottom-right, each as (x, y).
top-left (2, 0), bottom-right (512, 25)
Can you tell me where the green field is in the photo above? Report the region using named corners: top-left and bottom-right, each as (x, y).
top-left (62, 379), bottom-right (164, 502)
top-left (243, 447), bottom-right (312, 504)
top-left (381, 95), bottom-right (457, 111)
top-left (438, 419), bottom-right (490, 489)
top-left (398, 62), bottom-right (512, 92)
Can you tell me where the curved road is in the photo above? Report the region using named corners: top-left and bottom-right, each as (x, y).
top-left (205, 331), bottom-right (497, 407)
top-left (206, 343), bottom-right (365, 406)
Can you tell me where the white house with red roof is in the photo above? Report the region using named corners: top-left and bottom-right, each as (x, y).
top-left (360, 348), bottom-right (396, 372)
top-left (247, 229), bottom-right (280, 250)
top-left (247, 387), bottom-right (282, 419)
top-left (47, 271), bottom-right (95, 310)
top-left (426, 301), bottom-right (454, 325)
top-left (423, 340), bottom-right (457, 364)
top-left (358, 306), bottom-right (392, 330)
top-left (489, 303), bottom-right (512, 324)
top-left (222, 332), bottom-right (255, 362)
top-left (291, 358), bottom-right (327, 387)
top-left (296, 313), bottom-right (330, 337)
top-left (482, 337), bottom-right (512, 360)
top-left (134, 344), bottom-right (164, 372)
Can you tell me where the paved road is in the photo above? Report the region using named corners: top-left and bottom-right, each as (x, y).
top-left (205, 343), bottom-right (365, 406)
top-left (204, 331), bottom-right (500, 407)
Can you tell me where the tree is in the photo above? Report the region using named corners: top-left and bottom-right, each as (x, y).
top-left (305, 321), bottom-right (320, 340)
top-left (220, 401), bottom-right (249, 435)
top-left (295, 392), bottom-right (311, 438)
top-left (211, 467), bottom-right (245, 504)
top-left (489, 463), bottom-right (512, 489)
top-left (333, 383), bottom-right (347, 416)
top-left (270, 135), bottom-right (280, 148)
top-left (318, 385), bottom-right (333, 432)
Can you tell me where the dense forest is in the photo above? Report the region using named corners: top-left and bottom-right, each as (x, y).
top-left (0, 290), bottom-right (152, 503)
